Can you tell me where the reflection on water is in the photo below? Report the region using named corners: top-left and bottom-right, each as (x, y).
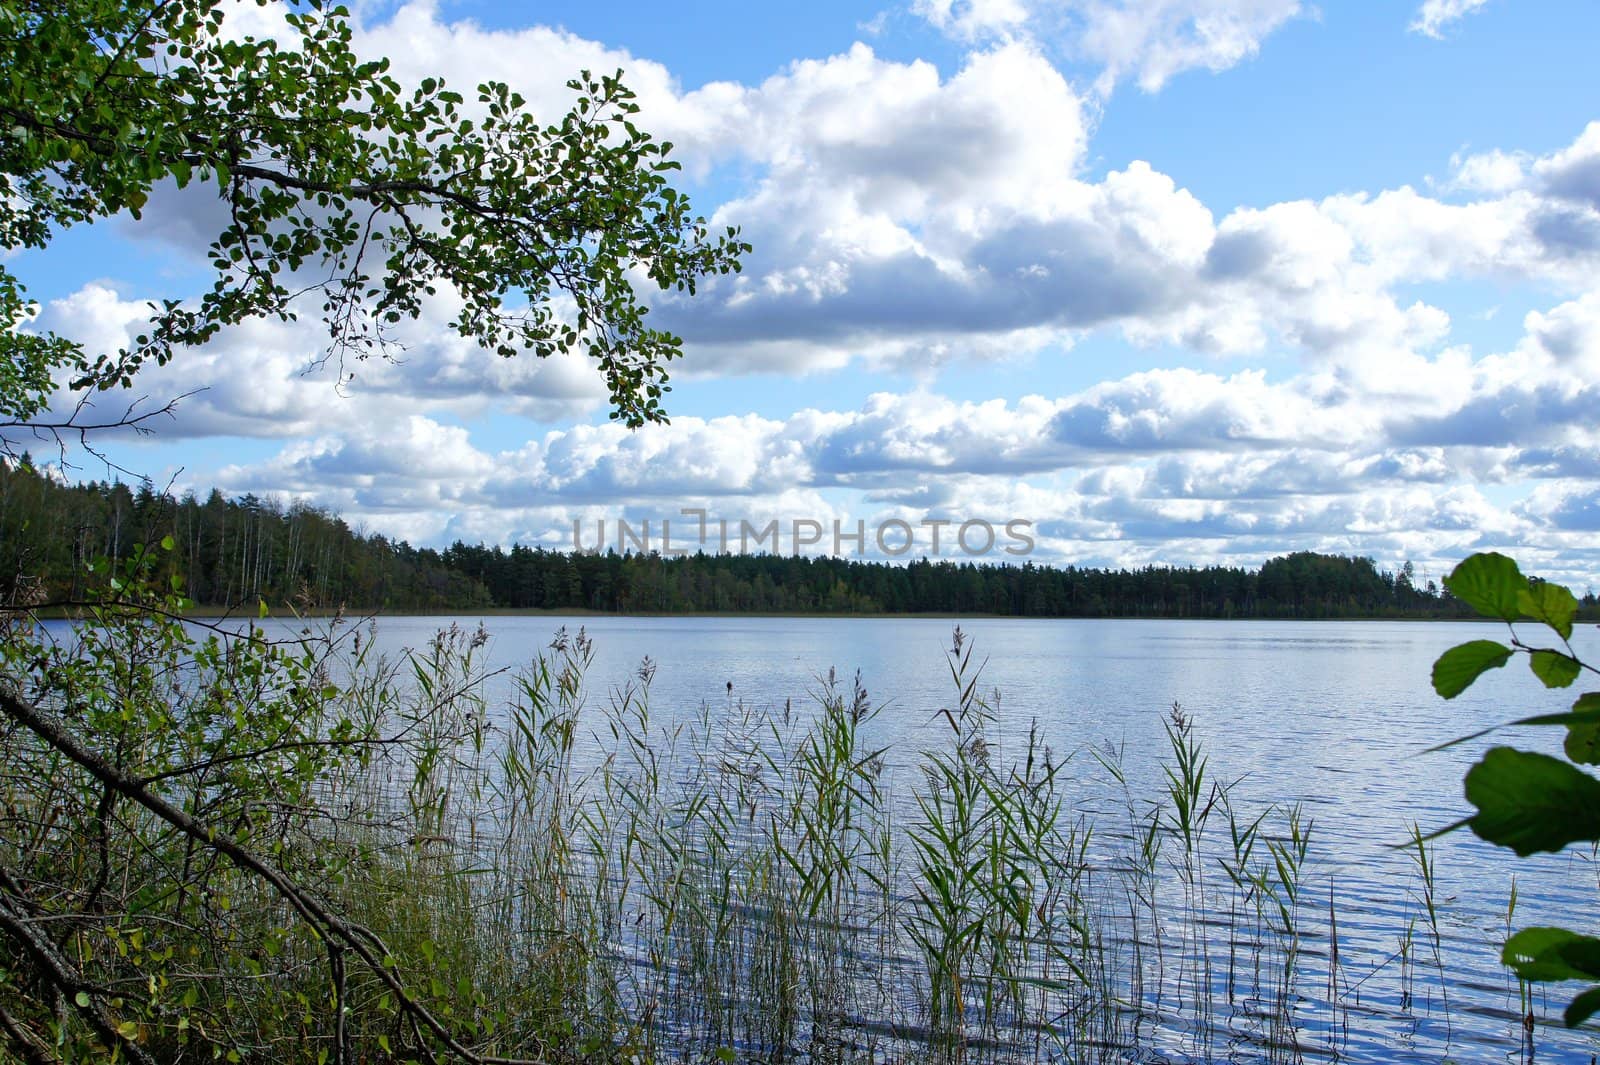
top-left (242, 615), bottom-right (1599, 1062)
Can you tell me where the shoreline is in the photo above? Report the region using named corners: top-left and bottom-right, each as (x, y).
top-left (154, 606), bottom-right (1499, 623)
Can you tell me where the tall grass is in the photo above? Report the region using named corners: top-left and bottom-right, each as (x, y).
top-left (1, 617), bottom-right (1532, 1064)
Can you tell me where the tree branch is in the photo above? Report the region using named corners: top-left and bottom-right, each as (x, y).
top-left (0, 883), bottom-right (153, 1065)
top-left (0, 684), bottom-right (550, 1065)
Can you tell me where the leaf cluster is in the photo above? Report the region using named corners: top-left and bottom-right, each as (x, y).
top-left (1430, 551), bottom-right (1600, 1025)
top-left (0, 0), bottom-right (747, 432)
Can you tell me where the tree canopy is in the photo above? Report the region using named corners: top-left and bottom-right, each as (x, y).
top-left (0, 0), bottom-right (747, 442)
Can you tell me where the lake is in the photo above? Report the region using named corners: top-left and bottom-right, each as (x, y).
top-left (258, 614), bottom-right (1600, 1062)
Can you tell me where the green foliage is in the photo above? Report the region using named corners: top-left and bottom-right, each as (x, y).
top-left (1463, 748), bottom-right (1600, 856)
top-left (1, 546), bottom-right (373, 1060)
top-left (1431, 639), bottom-right (1512, 698)
top-left (1530, 649), bottom-right (1583, 688)
top-left (0, 548), bottom-right (570, 1062)
top-left (1564, 693), bottom-right (1600, 764)
top-left (1441, 551), bottom-right (1527, 622)
top-left (1523, 580), bottom-right (1580, 641)
top-left (1431, 550), bottom-right (1600, 1025)
top-left (0, 460), bottom-right (496, 609)
top-left (0, 0), bottom-right (747, 432)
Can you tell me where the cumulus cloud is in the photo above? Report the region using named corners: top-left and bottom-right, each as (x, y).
top-left (912, 0), bottom-right (1033, 41)
top-left (197, 278), bottom-right (1600, 587)
top-left (90, 8), bottom-right (1322, 380)
top-left (1445, 147), bottom-right (1528, 195)
top-left (1410, 0), bottom-right (1491, 39)
top-left (1049, 368), bottom-right (1359, 451)
top-left (85, 6), bottom-right (1600, 398)
top-left (1521, 483), bottom-right (1600, 533)
top-left (1445, 124), bottom-right (1600, 216)
top-left (1072, 0), bottom-right (1304, 94)
top-left (1524, 289), bottom-right (1600, 376)
top-left (784, 64), bottom-right (1600, 372)
top-left (653, 70), bottom-right (1600, 382)
top-left (50, 272), bottom-right (1599, 565)
top-left (20, 4), bottom-right (1600, 588)
top-left (1534, 121), bottom-right (1600, 211)
top-left (912, 0), bottom-right (1304, 93)
top-left (31, 283), bottom-right (609, 440)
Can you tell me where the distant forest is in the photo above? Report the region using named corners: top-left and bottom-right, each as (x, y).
top-left (4, 461), bottom-right (1594, 619)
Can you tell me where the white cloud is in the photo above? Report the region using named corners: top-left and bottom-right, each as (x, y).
top-left (911, 0), bottom-right (1304, 94)
top-left (1445, 147), bottom-right (1528, 195)
top-left (1534, 121), bottom-right (1600, 210)
top-left (195, 278), bottom-right (1600, 583)
top-left (1410, 0), bottom-right (1490, 39)
top-left (735, 42), bottom-right (1088, 219)
top-left (19, 5), bottom-right (1600, 588)
top-left (912, 0), bottom-right (1032, 41)
top-left (1519, 481), bottom-right (1600, 533)
top-left (89, 9), bottom-right (1600, 397)
top-left (654, 84), bottom-right (1600, 383)
top-left (32, 283), bottom-right (608, 440)
top-left (1074, 0), bottom-right (1303, 94)
top-left (350, 2), bottom-right (770, 176)
top-left (1522, 290), bottom-right (1600, 377)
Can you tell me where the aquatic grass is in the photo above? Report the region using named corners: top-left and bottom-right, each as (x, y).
top-left (1505, 875), bottom-right (1537, 1061)
top-left (1398, 824), bottom-right (1439, 1026)
top-left (1160, 702), bottom-right (1220, 1055)
top-left (4, 610), bottom-right (1555, 1065)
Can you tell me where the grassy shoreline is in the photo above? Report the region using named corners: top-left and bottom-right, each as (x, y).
top-left (33, 603), bottom-right (1505, 622)
top-left (2, 600), bottom-right (1578, 1063)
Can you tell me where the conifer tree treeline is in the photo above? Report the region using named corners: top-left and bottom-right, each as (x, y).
top-left (0, 459), bottom-right (490, 610)
top-left (7, 461), bottom-right (1587, 618)
top-left (438, 539), bottom-right (1480, 617)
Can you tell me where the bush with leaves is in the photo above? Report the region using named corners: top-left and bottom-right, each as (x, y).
top-left (1, 0), bottom-right (747, 444)
top-left (1430, 551), bottom-right (1600, 1027)
top-left (0, 543), bottom-right (544, 1063)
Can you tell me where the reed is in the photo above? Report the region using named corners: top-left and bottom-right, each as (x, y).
top-left (0, 614), bottom-right (1541, 1065)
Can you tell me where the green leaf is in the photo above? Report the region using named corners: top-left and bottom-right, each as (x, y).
top-left (1466, 748), bottom-right (1600, 856)
top-left (1521, 580), bottom-right (1578, 640)
top-left (160, 534), bottom-right (175, 551)
top-left (1565, 985), bottom-right (1600, 1027)
top-left (1432, 640), bottom-right (1512, 698)
top-left (1503, 927), bottom-right (1600, 982)
top-left (1563, 937), bottom-right (1600, 980)
top-left (1444, 552), bottom-right (1527, 621)
top-left (1566, 694), bottom-right (1600, 766)
top-left (74, 991), bottom-right (91, 1007)
top-left (1531, 650), bottom-right (1583, 689)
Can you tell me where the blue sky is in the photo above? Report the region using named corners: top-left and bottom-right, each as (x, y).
top-left (18, 0), bottom-right (1600, 588)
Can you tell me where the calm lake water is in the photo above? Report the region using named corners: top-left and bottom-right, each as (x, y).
top-left (270, 615), bottom-right (1600, 1061)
